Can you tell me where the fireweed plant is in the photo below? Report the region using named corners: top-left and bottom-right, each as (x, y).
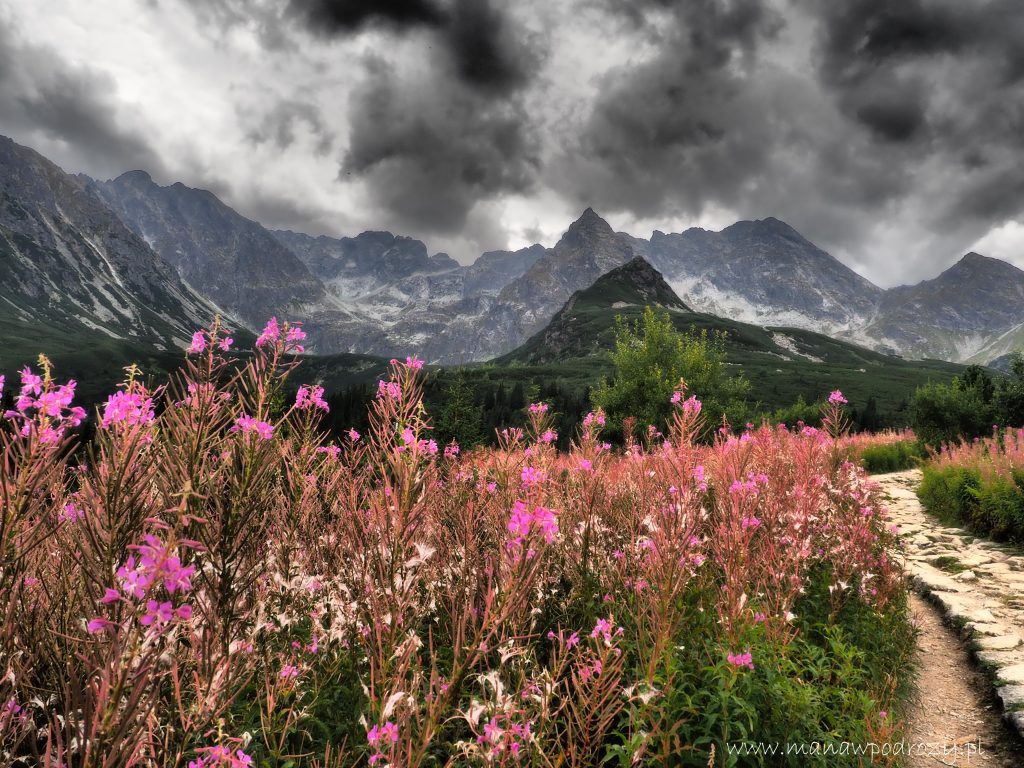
top-left (0, 321), bottom-right (914, 767)
top-left (919, 426), bottom-right (1024, 544)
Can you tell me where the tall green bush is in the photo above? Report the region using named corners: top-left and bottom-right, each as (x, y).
top-left (592, 306), bottom-right (749, 439)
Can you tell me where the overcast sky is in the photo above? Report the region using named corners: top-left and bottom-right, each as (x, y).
top-left (2, 0), bottom-right (1024, 286)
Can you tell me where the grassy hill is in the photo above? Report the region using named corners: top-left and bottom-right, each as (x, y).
top-left (483, 257), bottom-right (967, 421)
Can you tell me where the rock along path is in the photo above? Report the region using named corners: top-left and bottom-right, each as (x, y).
top-left (876, 469), bottom-right (1024, 765)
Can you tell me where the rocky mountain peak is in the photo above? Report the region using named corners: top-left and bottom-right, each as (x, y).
top-left (590, 256), bottom-right (688, 308)
top-left (561, 207), bottom-right (616, 244)
top-left (113, 169), bottom-right (155, 187)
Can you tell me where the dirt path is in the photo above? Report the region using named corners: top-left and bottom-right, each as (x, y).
top-left (874, 470), bottom-right (1024, 765)
top-left (904, 592), bottom-right (1019, 766)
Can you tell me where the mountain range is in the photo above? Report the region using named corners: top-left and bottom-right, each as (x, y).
top-left (2, 133), bottom-right (1023, 370)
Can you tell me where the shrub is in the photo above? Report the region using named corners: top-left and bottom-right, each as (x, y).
top-left (834, 429), bottom-right (919, 474)
top-left (918, 427), bottom-right (1024, 543)
top-left (591, 306), bottom-right (749, 441)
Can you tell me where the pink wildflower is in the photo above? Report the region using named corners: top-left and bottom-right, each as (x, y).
top-left (59, 502), bottom-right (84, 523)
top-left (279, 664), bottom-right (299, 680)
top-left (828, 390), bottom-right (848, 405)
top-left (295, 384), bottom-right (329, 411)
top-left (234, 414), bottom-right (274, 440)
top-left (520, 466), bottom-right (542, 486)
top-left (87, 617), bottom-right (113, 634)
top-left (188, 331), bottom-right (206, 355)
top-left (377, 380), bottom-right (401, 400)
top-left (727, 650), bottom-right (755, 670)
top-left (101, 389), bottom-right (155, 429)
top-left (140, 600), bottom-right (175, 627)
top-left (256, 317), bottom-right (280, 348)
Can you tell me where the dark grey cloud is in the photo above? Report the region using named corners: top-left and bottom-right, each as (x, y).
top-left (242, 98), bottom-right (335, 156)
top-left (8, 0), bottom-right (1024, 281)
top-left (552, 0), bottom-right (785, 216)
top-left (541, 0), bottom-right (1024, 281)
top-left (188, 0), bottom-right (537, 95)
top-left (340, 54), bottom-right (540, 233)
top-left (286, 0), bottom-right (445, 34)
top-left (177, 0), bottom-right (542, 239)
top-left (810, 0), bottom-right (1024, 232)
top-left (442, 0), bottom-right (536, 96)
top-left (0, 14), bottom-right (168, 180)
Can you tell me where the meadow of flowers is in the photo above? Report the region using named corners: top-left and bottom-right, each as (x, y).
top-left (919, 426), bottom-right (1024, 543)
top-left (0, 320), bottom-right (913, 766)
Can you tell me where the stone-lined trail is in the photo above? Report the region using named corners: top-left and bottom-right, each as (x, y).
top-left (876, 470), bottom-right (1024, 766)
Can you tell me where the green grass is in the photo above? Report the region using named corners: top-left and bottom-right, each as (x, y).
top-left (929, 555), bottom-right (968, 574)
top-left (857, 442), bottom-right (922, 474)
top-left (918, 465), bottom-right (1024, 546)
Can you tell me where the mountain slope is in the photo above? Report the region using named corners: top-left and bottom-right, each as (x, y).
top-left (858, 253), bottom-right (1024, 362)
top-left (497, 257), bottom-right (965, 414)
top-left (0, 136), bottom-right (220, 357)
top-left (91, 171), bottom-right (326, 329)
top-left (495, 208), bottom-right (638, 335)
top-left (504, 257), bottom-right (690, 364)
top-left (646, 217), bottom-right (883, 331)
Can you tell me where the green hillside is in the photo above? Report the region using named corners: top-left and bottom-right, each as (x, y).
top-left (485, 257), bottom-right (967, 420)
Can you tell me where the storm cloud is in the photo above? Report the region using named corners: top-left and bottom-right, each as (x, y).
top-left (2, 0), bottom-right (1024, 281)
top-left (0, 13), bottom-right (168, 180)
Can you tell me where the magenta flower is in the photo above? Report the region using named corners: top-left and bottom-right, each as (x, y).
top-left (520, 466), bottom-right (542, 486)
top-left (368, 721), bottom-right (399, 746)
top-left (234, 414), bottom-right (274, 440)
top-left (87, 617), bottom-right (113, 634)
top-left (377, 380), bottom-right (401, 400)
top-left (828, 390), bottom-right (848, 406)
top-left (508, 501), bottom-right (532, 539)
top-left (140, 600), bottom-right (174, 626)
top-left (256, 317), bottom-right (280, 348)
top-left (590, 616), bottom-right (622, 644)
top-left (101, 389), bottom-right (155, 429)
top-left (405, 355), bottom-right (424, 370)
top-left (348, 428), bottom-right (361, 442)
top-left (59, 502), bottom-right (84, 523)
top-left (295, 385), bottom-right (329, 412)
top-left (279, 664), bottom-right (299, 680)
top-left (218, 336), bottom-right (233, 352)
top-left (188, 331), bottom-right (207, 355)
top-left (681, 395), bottom-right (702, 415)
top-left (527, 402), bottom-right (548, 415)
top-left (532, 506), bottom-right (559, 543)
top-left (727, 650), bottom-right (755, 670)
top-left (189, 745), bottom-right (253, 768)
